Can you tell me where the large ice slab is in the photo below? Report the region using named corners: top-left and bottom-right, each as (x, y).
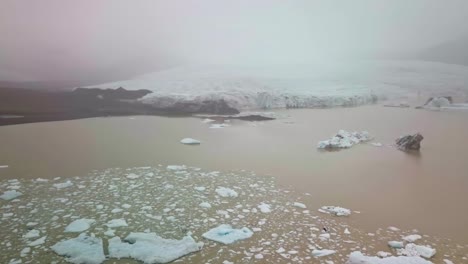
top-left (202, 224), bottom-right (253, 244)
top-left (347, 251), bottom-right (432, 264)
top-left (108, 232), bottom-right (203, 263)
top-left (51, 233), bottom-right (105, 264)
top-left (319, 206), bottom-right (351, 216)
top-left (215, 187), bottom-right (238, 198)
top-left (65, 219), bottom-right (95, 233)
top-left (318, 130), bottom-right (371, 149)
top-left (0, 190), bottom-right (23, 200)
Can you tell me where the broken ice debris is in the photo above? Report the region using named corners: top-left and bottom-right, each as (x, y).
top-left (215, 187), bottom-right (238, 198)
top-left (202, 224), bottom-right (253, 244)
top-left (312, 249), bottom-right (336, 257)
top-left (347, 251), bottom-right (432, 264)
top-left (51, 233), bottom-right (105, 264)
top-left (53, 180), bottom-right (73, 189)
top-left (397, 243), bottom-right (436, 259)
top-left (258, 203), bottom-right (272, 213)
top-left (106, 219), bottom-right (128, 228)
top-left (65, 219), bottom-right (95, 233)
top-left (209, 123), bottom-right (230, 129)
top-left (388, 241), bottom-right (404, 249)
top-left (403, 234), bottom-right (422, 243)
top-left (396, 133), bottom-right (423, 151)
top-left (0, 190), bottom-right (23, 200)
top-left (317, 130), bottom-right (371, 149)
top-left (180, 138), bottom-right (201, 145)
top-left (109, 232), bottom-right (203, 263)
top-left (199, 202), bottom-right (211, 208)
top-left (293, 202), bottom-right (307, 209)
top-left (319, 206), bottom-right (351, 216)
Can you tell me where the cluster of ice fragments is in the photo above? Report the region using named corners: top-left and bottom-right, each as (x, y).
top-left (317, 130), bottom-right (372, 149)
top-left (1, 165), bottom-right (466, 263)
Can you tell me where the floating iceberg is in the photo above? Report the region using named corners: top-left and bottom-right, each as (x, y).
top-left (180, 138), bottom-right (201, 145)
top-left (0, 190), bottom-right (23, 200)
top-left (53, 181), bottom-right (73, 189)
top-left (319, 206), bottom-right (351, 216)
top-left (312, 249), bottom-right (336, 257)
top-left (215, 187), bottom-right (238, 198)
top-left (209, 123), bottom-right (230, 129)
top-left (403, 234), bottom-right (422, 243)
top-left (257, 203), bottom-right (272, 213)
top-left (106, 219), bottom-right (128, 228)
top-left (51, 233), bottom-right (105, 264)
top-left (293, 202), bottom-right (307, 209)
top-left (202, 224), bottom-right (253, 244)
top-left (397, 243), bottom-right (436, 259)
top-left (347, 251), bottom-right (433, 264)
top-left (108, 232), bottom-right (203, 263)
top-left (318, 130), bottom-right (371, 149)
top-left (388, 241), bottom-right (405, 249)
top-left (65, 219), bottom-right (95, 233)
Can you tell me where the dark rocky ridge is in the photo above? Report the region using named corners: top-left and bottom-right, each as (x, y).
top-left (0, 87), bottom-right (240, 126)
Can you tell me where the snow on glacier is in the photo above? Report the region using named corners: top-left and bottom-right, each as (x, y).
top-left (84, 61), bottom-right (468, 111)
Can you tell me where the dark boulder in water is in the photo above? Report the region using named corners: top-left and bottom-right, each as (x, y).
top-left (396, 133), bottom-right (424, 151)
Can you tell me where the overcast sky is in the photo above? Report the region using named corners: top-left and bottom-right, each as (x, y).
top-left (1, 0), bottom-right (468, 81)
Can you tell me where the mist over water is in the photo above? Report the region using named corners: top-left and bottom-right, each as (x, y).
top-left (1, 0), bottom-right (468, 81)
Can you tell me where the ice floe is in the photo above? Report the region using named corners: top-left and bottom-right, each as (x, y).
top-left (388, 241), bottom-right (405, 249)
top-left (318, 130), bottom-right (371, 149)
top-left (53, 180), bottom-right (73, 189)
top-left (199, 202), bottom-right (211, 208)
top-left (319, 206), bottom-right (351, 216)
top-left (51, 234), bottom-right (105, 264)
top-left (312, 249), bottom-right (336, 257)
top-left (215, 187), bottom-right (238, 197)
top-left (106, 219), bottom-right (128, 228)
top-left (347, 251), bottom-right (433, 264)
top-left (202, 224), bottom-right (253, 244)
top-left (180, 138), bottom-right (201, 145)
top-left (293, 202), bottom-right (307, 209)
top-left (65, 219), bottom-right (95, 233)
top-left (397, 243), bottom-right (436, 259)
top-left (403, 234), bottom-right (422, 243)
top-left (108, 232), bottom-right (203, 263)
top-left (0, 190), bottom-right (23, 200)
top-left (257, 202), bottom-right (272, 213)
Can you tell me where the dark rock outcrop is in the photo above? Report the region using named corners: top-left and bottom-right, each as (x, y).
top-left (396, 133), bottom-right (424, 151)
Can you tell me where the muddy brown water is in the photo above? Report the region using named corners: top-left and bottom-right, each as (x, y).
top-left (1, 105), bottom-right (468, 246)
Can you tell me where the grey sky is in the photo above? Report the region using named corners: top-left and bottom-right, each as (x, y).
top-left (1, 0), bottom-right (468, 81)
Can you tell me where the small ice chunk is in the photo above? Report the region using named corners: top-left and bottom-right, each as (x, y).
top-left (126, 173), bottom-right (140, 179)
top-left (53, 181), bottom-right (73, 189)
top-left (388, 241), bottom-right (404, 249)
top-left (372, 142), bottom-right (383, 147)
top-left (166, 165), bottom-right (186, 171)
top-left (403, 234), bottom-right (422, 243)
top-left (199, 202), bottom-right (211, 208)
top-left (257, 203), bottom-right (271, 213)
top-left (254, 253), bottom-right (263, 259)
top-left (377, 251), bottom-right (392, 258)
top-left (347, 251), bottom-right (432, 264)
top-left (180, 138), bottom-right (201, 145)
top-left (104, 229), bottom-right (116, 237)
top-left (209, 123), bottom-right (230, 129)
top-left (293, 202), bottom-right (307, 209)
top-left (28, 236), bottom-right (47, 247)
top-left (202, 118), bottom-right (215, 123)
top-left (397, 244), bottom-right (436, 259)
top-left (317, 130), bottom-right (371, 149)
top-left (202, 224), bottom-right (253, 244)
top-left (194, 186), bottom-right (206, 191)
top-left (106, 219), bottom-right (128, 228)
top-left (215, 187), bottom-right (238, 198)
top-left (65, 219), bottom-right (95, 233)
top-left (108, 232), bottom-right (203, 263)
top-left (319, 206), bottom-right (351, 216)
top-left (344, 228), bottom-right (351, 235)
top-left (111, 208), bottom-right (123, 213)
top-left (0, 190), bottom-right (23, 200)
top-left (51, 233), bottom-right (105, 264)
top-left (312, 249), bottom-right (336, 257)
top-left (23, 229), bottom-right (40, 239)
top-left (0, 165), bottom-right (8, 169)
top-left (388, 226), bottom-right (400, 232)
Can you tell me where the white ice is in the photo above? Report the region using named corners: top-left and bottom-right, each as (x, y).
top-left (106, 219), bottom-right (128, 228)
top-left (215, 187), bottom-right (238, 198)
top-left (388, 241), bottom-right (404, 249)
top-left (108, 232), bottom-right (203, 263)
top-left (318, 130), bottom-right (371, 149)
top-left (0, 190), bottom-right (23, 200)
top-left (312, 249), bottom-right (336, 257)
top-left (293, 202), bottom-right (307, 209)
top-left (319, 206), bottom-right (351, 216)
top-left (51, 233), bottom-right (105, 264)
top-left (53, 181), bottom-right (73, 189)
top-left (65, 219), bottom-right (95, 233)
top-left (23, 229), bottom-right (40, 239)
top-left (199, 202), bottom-right (212, 208)
top-left (347, 251), bottom-right (433, 264)
top-left (180, 138), bottom-right (201, 145)
top-left (257, 203), bottom-right (272, 213)
top-left (202, 224), bottom-right (253, 244)
top-left (397, 244), bottom-right (436, 259)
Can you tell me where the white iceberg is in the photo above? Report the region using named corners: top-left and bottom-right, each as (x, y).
top-left (166, 165), bottom-right (186, 171)
top-left (347, 251), bottom-right (433, 264)
top-left (51, 233), bottom-right (105, 264)
top-left (319, 206), bottom-right (351, 216)
top-left (209, 123), bottom-right (230, 129)
top-left (293, 202), bottom-right (307, 209)
top-left (318, 130), bottom-right (371, 149)
top-left (106, 219), bottom-right (128, 228)
top-left (257, 203), bottom-right (272, 213)
top-left (65, 219), bottom-right (95, 233)
top-left (215, 187), bottom-right (238, 198)
top-left (388, 241), bottom-right (405, 249)
top-left (0, 190), bottom-right (23, 200)
top-left (108, 232), bottom-right (203, 263)
top-left (199, 202), bottom-right (211, 208)
top-left (23, 229), bottom-right (40, 239)
top-left (312, 249), bottom-right (336, 257)
top-left (202, 224), bottom-right (253, 244)
top-left (28, 236), bottom-right (47, 247)
top-left (53, 181), bottom-right (73, 189)
top-left (180, 138), bottom-right (201, 145)
top-left (397, 243), bottom-right (436, 259)
top-left (403, 234), bottom-right (422, 243)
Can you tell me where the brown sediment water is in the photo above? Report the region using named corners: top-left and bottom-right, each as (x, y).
top-left (1, 105), bottom-right (468, 247)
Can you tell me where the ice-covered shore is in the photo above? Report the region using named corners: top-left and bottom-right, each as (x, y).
top-left (84, 61), bottom-right (468, 111)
